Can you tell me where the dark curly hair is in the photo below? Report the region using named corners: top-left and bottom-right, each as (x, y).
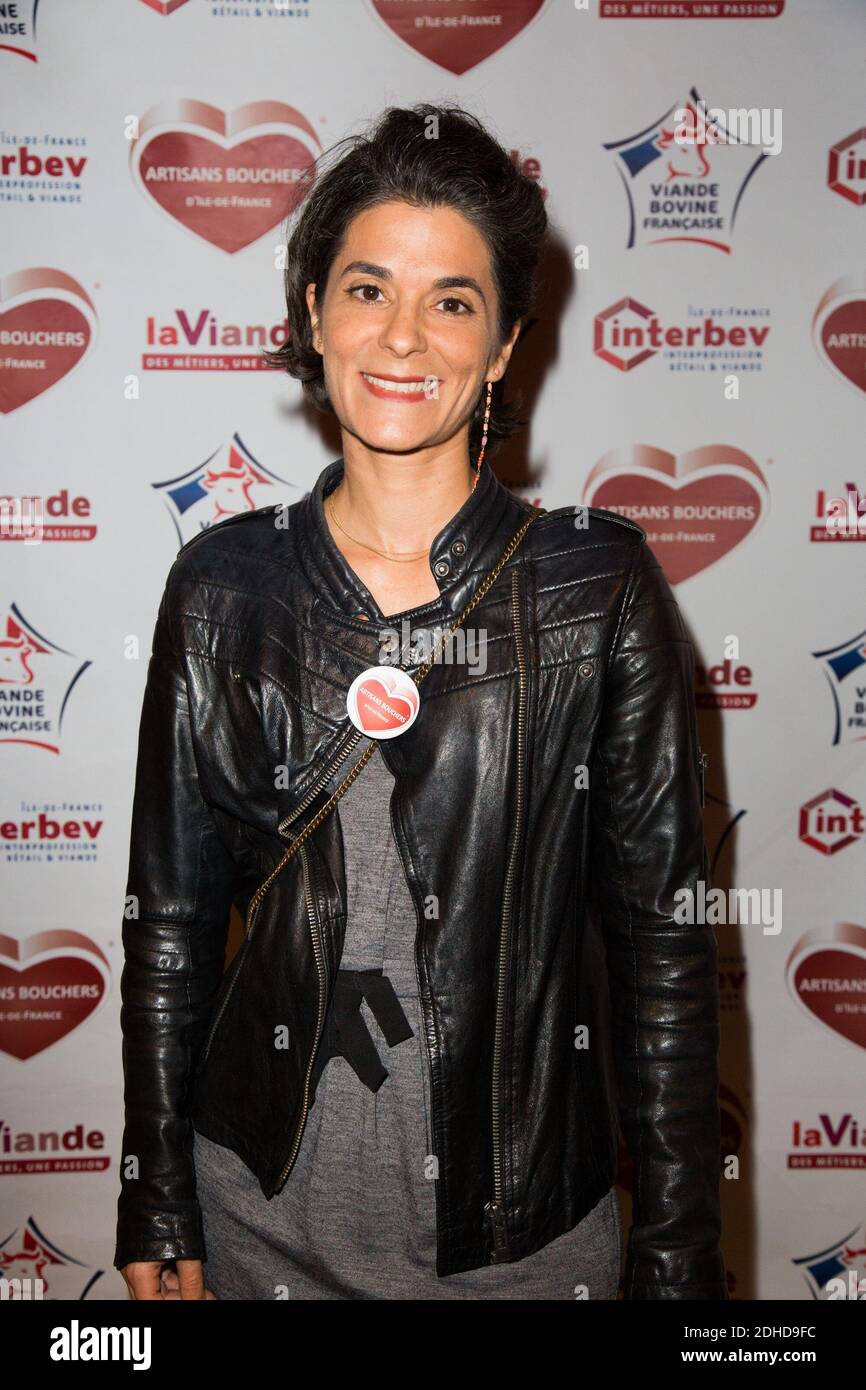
top-left (262, 102), bottom-right (549, 459)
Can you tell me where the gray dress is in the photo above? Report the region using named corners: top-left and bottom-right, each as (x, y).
top-left (193, 736), bottom-right (623, 1300)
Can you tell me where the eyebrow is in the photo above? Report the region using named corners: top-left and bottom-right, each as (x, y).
top-left (339, 260), bottom-right (487, 305)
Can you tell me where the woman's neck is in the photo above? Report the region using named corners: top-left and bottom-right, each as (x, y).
top-left (330, 437), bottom-right (476, 556)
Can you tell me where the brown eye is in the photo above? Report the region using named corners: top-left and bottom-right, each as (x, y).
top-left (348, 283), bottom-right (385, 303)
top-left (438, 297), bottom-right (471, 315)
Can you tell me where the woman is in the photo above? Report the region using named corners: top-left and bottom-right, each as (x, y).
top-left (115, 103), bottom-right (726, 1300)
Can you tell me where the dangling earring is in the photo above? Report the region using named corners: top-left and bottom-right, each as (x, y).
top-left (471, 380), bottom-right (493, 493)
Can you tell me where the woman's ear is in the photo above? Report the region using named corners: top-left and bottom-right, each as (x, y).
top-left (305, 283), bottom-right (323, 355)
top-left (489, 317), bottom-right (523, 381)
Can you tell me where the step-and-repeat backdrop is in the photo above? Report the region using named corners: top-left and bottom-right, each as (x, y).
top-left (2, 0), bottom-right (865, 1302)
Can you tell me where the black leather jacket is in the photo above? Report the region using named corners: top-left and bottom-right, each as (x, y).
top-left (114, 455), bottom-right (727, 1299)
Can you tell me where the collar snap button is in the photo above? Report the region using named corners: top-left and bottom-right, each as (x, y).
top-left (451, 539), bottom-right (466, 555)
top-left (434, 559), bottom-right (450, 577)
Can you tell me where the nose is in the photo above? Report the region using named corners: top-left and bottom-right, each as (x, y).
top-left (377, 297), bottom-right (428, 357)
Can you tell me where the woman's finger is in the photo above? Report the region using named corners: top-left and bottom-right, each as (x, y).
top-left (175, 1258), bottom-right (208, 1300)
top-left (123, 1262), bottom-right (165, 1301)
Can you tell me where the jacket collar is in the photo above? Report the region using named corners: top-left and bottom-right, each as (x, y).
top-left (300, 454), bottom-right (532, 622)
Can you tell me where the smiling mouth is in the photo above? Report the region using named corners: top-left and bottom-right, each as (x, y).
top-left (360, 372), bottom-right (440, 398)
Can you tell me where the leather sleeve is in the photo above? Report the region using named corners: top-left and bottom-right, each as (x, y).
top-left (588, 536), bottom-right (728, 1300)
top-left (113, 572), bottom-right (239, 1270)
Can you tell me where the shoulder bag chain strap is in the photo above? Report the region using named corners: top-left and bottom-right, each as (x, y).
top-left (243, 504), bottom-right (545, 937)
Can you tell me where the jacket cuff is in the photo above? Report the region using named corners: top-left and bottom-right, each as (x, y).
top-left (624, 1279), bottom-right (729, 1300)
top-left (623, 1251), bottom-right (729, 1300)
top-left (114, 1202), bottom-right (206, 1271)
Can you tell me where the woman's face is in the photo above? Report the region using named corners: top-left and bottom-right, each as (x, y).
top-left (305, 200), bottom-right (521, 458)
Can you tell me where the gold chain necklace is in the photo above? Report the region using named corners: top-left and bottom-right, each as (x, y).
top-left (327, 490), bottom-right (470, 563)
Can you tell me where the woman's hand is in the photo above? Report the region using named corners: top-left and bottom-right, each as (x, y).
top-left (121, 1259), bottom-right (217, 1300)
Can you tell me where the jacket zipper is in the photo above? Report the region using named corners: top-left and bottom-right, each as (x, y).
top-left (485, 565), bottom-right (529, 1263)
top-left (202, 855), bottom-right (266, 1063)
top-left (387, 778), bottom-right (447, 1265)
top-left (278, 727), bottom-right (362, 836)
top-left (272, 729), bottom-right (371, 1179)
top-left (202, 736), bottom-right (351, 1081)
top-left (201, 933), bottom-right (251, 1065)
top-left (273, 727), bottom-right (391, 1180)
top-left (275, 840), bottom-right (328, 1186)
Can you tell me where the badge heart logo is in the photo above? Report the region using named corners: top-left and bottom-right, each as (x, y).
top-left (0, 931), bottom-right (111, 1061)
top-left (0, 269), bottom-right (97, 415)
top-left (347, 665), bottom-right (421, 739)
top-left (369, 0), bottom-right (546, 76)
top-left (812, 274), bottom-right (866, 397)
top-left (786, 923), bottom-right (866, 1053)
top-left (583, 444), bottom-right (769, 584)
top-left (139, 0), bottom-right (191, 12)
top-left (129, 100), bottom-right (321, 253)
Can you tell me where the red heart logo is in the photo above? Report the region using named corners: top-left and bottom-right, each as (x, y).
top-left (357, 677), bottom-right (415, 732)
top-left (788, 924), bottom-right (866, 1052)
top-left (813, 275), bottom-right (866, 397)
top-left (0, 269), bottom-right (97, 415)
top-left (139, 0), bottom-right (190, 12)
top-left (584, 444), bottom-right (769, 584)
top-left (0, 931), bottom-right (110, 1060)
top-left (130, 100), bottom-right (321, 253)
top-left (347, 666), bottom-right (420, 738)
top-left (370, 0), bottom-right (546, 76)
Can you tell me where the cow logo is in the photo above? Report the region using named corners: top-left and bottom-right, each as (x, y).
top-left (153, 434), bottom-right (299, 547)
top-left (583, 444), bottom-right (769, 584)
top-left (0, 608), bottom-right (91, 753)
top-left (812, 628), bottom-right (866, 745)
top-left (603, 88), bottom-right (772, 252)
top-left (0, 270), bottom-right (97, 415)
top-left (129, 100), bottom-right (321, 253)
top-left (793, 1221), bottom-right (866, 1300)
top-left (0, 1219), bottom-right (104, 1299)
top-left (812, 275), bottom-right (866, 397)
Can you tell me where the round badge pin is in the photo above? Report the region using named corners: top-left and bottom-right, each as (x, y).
top-left (346, 665), bottom-right (420, 739)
